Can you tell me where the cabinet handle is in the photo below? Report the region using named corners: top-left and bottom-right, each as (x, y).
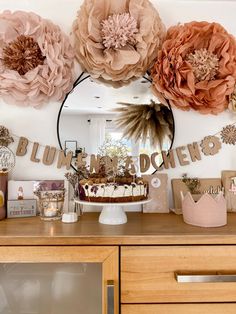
top-left (175, 273), bottom-right (236, 283)
top-left (107, 280), bottom-right (114, 314)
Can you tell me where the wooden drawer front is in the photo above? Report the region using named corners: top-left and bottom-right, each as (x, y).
top-left (121, 246), bottom-right (236, 303)
top-left (122, 304), bottom-right (236, 314)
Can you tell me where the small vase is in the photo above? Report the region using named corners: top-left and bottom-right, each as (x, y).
top-left (0, 173), bottom-right (7, 220)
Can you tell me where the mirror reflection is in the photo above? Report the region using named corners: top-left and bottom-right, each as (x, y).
top-left (58, 74), bottom-right (174, 173)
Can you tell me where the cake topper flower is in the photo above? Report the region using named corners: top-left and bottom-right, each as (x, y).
top-left (0, 10), bottom-right (74, 107)
top-left (151, 21), bottom-right (236, 115)
top-left (73, 0), bottom-right (165, 87)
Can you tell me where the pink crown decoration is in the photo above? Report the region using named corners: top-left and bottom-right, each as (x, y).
top-left (181, 192), bottom-right (227, 227)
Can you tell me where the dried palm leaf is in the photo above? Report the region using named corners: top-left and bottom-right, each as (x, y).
top-left (114, 100), bottom-right (174, 149)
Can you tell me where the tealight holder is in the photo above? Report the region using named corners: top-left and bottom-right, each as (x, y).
top-left (34, 189), bottom-right (65, 221)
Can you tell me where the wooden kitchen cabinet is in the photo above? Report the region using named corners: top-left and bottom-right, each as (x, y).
top-left (121, 245), bottom-right (236, 303)
top-left (0, 246), bottom-right (119, 314)
top-left (1, 213), bottom-right (236, 314)
top-left (122, 304), bottom-right (236, 314)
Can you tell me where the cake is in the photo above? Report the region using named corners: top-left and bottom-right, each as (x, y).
top-left (78, 171), bottom-right (148, 203)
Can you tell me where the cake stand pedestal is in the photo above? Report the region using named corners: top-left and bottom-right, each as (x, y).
top-left (74, 199), bottom-right (151, 225)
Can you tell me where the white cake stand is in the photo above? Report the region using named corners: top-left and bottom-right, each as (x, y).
top-left (74, 199), bottom-right (151, 225)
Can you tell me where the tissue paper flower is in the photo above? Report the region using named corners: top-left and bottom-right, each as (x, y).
top-left (151, 21), bottom-right (236, 115)
top-left (73, 0), bottom-right (165, 87)
top-left (0, 10), bottom-right (74, 107)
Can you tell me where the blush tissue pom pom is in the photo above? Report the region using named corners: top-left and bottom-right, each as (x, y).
top-left (0, 10), bottom-right (74, 107)
top-left (151, 21), bottom-right (236, 115)
top-left (73, 0), bottom-right (165, 87)
top-left (101, 13), bottom-right (138, 49)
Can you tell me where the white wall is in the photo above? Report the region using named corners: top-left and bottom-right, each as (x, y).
top-left (60, 114), bottom-right (116, 154)
top-left (1, 0), bottom-right (236, 208)
top-left (60, 115), bottom-right (89, 152)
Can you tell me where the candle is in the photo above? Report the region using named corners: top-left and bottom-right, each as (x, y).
top-left (44, 208), bottom-right (58, 217)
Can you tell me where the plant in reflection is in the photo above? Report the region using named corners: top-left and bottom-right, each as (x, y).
top-left (98, 135), bottom-right (128, 169)
top-left (114, 100), bottom-right (174, 150)
top-left (98, 139), bottom-right (134, 183)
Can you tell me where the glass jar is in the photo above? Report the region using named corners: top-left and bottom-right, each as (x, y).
top-left (35, 190), bottom-right (65, 221)
top-left (0, 172), bottom-right (7, 220)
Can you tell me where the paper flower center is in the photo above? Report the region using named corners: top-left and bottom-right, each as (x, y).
top-left (186, 48), bottom-right (219, 82)
top-left (101, 13), bottom-right (138, 49)
top-left (2, 35), bottom-right (45, 75)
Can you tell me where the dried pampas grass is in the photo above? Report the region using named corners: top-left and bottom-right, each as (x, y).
top-left (114, 100), bottom-right (174, 149)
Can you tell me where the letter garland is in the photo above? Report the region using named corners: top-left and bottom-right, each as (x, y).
top-left (1, 121), bottom-right (235, 172)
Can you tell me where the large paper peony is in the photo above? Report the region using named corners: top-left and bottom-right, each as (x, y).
top-left (151, 21), bottom-right (236, 114)
top-left (73, 0), bottom-right (165, 87)
top-left (0, 10), bottom-right (74, 107)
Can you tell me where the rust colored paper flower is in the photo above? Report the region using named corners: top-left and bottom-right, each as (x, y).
top-left (73, 0), bottom-right (165, 87)
top-left (0, 10), bottom-right (74, 107)
top-left (151, 21), bottom-right (236, 115)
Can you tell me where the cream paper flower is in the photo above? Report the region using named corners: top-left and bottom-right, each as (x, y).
top-left (73, 0), bottom-right (165, 87)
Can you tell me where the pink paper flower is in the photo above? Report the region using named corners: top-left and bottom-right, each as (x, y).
top-left (73, 0), bottom-right (165, 87)
top-left (0, 10), bottom-right (74, 107)
top-left (151, 21), bottom-right (236, 115)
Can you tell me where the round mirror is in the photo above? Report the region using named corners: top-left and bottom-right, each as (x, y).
top-left (57, 73), bottom-right (175, 173)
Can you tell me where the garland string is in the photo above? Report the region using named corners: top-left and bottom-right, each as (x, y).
top-left (9, 120), bottom-right (236, 158)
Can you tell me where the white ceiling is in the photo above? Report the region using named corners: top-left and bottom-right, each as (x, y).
top-left (61, 75), bottom-right (160, 115)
